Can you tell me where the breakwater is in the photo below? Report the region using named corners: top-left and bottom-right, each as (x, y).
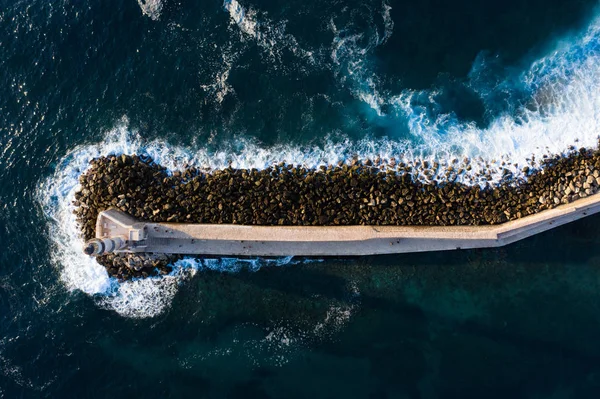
top-left (75, 148), bottom-right (600, 279)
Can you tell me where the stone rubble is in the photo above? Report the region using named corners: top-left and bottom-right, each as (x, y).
top-left (74, 147), bottom-right (600, 279)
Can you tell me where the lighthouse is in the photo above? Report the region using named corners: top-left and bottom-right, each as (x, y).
top-left (83, 208), bottom-right (148, 256)
top-left (83, 237), bottom-right (127, 256)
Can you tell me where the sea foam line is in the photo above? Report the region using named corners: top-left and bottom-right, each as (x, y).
top-left (36, 111), bottom-right (589, 319)
top-left (39, 9), bottom-right (600, 318)
top-left (329, 11), bottom-right (600, 172)
top-left (38, 125), bottom-right (314, 319)
top-left (223, 0), bottom-right (316, 63)
top-left (137, 0), bottom-right (163, 21)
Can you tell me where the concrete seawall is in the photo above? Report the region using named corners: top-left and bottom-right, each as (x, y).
top-left (89, 191), bottom-right (600, 257)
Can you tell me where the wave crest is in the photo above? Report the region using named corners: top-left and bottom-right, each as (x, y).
top-left (38, 8), bottom-right (600, 319)
top-left (137, 0), bottom-right (163, 21)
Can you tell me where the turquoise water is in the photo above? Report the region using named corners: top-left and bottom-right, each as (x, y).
top-left (3, 0), bottom-right (600, 396)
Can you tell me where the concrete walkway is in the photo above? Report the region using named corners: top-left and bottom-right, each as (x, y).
top-left (91, 192), bottom-right (600, 256)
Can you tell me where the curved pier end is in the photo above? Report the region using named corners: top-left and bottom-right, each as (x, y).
top-left (85, 192), bottom-right (600, 257)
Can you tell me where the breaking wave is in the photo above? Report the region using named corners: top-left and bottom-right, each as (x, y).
top-left (38, 6), bottom-right (600, 318)
top-left (38, 124), bottom-right (320, 318)
top-left (330, 5), bottom-right (600, 173)
top-left (137, 0), bottom-right (163, 21)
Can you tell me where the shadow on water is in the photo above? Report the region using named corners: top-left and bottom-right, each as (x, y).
top-left (186, 214), bottom-right (600, 361)
top-left (4, 208), bottom-right (600, 397)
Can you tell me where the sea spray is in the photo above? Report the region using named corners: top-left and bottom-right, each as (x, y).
top-left (38, 8), bottom-right (600, 319)
top-left (137, 0), bottom-right (163, 21)
top-left (37, 119), bottom-right (597, 318)
top-left (327, 1), bottom-right (600, 161)
top-left (223, 0), bottom-right (316, 63)
top-left (38, 125), bottom-right (308, 318)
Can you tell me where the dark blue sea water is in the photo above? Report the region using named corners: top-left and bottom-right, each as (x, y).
top-left (3, 0), bottom-right (600, 397)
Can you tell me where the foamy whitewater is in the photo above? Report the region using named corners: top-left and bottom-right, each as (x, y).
top-left (137, 0), bottom-right (163, 21)
top-left (328, 2), bottom-right (600, 163)
top-left (223, 0), bottom-right (316, 63)
top-left (39, 5), bottom-right (600, 318)
top-left (38, 129), bottom-right (318, 318)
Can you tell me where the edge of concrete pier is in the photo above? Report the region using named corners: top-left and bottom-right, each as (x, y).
top-left (84, 192), bottom-right (600, 257)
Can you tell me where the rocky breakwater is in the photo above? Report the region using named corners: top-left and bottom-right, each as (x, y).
top-left (74, 148), bottom-right (600, 280)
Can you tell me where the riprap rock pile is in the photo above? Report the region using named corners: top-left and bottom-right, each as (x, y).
top-left (74, 148), bottom-right (600, 279)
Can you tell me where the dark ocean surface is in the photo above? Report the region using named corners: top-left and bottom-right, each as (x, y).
top-left (2, 0), bottom-right (600, 397)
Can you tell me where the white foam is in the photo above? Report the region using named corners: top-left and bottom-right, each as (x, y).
top-left (379, 0), bottom-right (394, 45)
top-left (38, 131), bottom-right (317, 319)
top-left (224, 0), bottom-right (256, 37)
top-left (97, 261), bottom-right (198, 318)
top-left (98, 257), bottom-right (311, 318)
top-left (329, 8), bottom-right (600, 182)
top-left (329, 16), bottom-right (387, 117)
top-left (39, 11), bottom-right (600, 318)
top-left (390, 14), bottom-right (600, 168)
top-left (137, 0), bottom-right (163, 21)
top-left (200, 49), bottom-right (237, 104)
top-left (223, 0), bottom-right (316, 63)
top-left (38, 123), bottom-right (139, 296)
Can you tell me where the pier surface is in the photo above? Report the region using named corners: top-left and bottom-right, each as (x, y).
top-left (92, 192), bottom-right (600, 257)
